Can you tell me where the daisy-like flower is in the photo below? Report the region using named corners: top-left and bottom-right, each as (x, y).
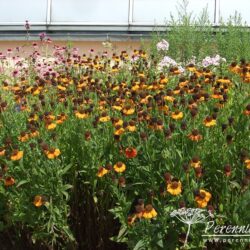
top-left (44, 113), bottom-right (56, 121)
top-left (159, 74), bottom-right (168, 84)
top-left (134, 199), bottom-right (145, 218)
top-left (224, 164), bottom-right (231, 177)
top-left (211, 91), bottom-right (223, 100)
top-left (46, 122), bottom-right (57, 130)
top-left (11, 150), bottom-right (24, 161)
top-left (0, 147), bottom-right (6, 156)
top-left (99, 112), bottom-right (110, 122)
top-left (29, 128), bottom-right (39, 138)
top-left (4, 176), bottom-right (15, 187)
top-left (75, 110), bottom-right (89, 119)
top-left (138, 72), bottom-right (145, 78)
top-left (28, 113), bottom-right (38, 122)
top-left (18, 132), bottom-right (29, 142)
top-left (113, 162), bottom-right (126, 173)
top-left (142, 204), bottom-right (157, 219)
top-left (171, 110), bottom-right (184, 120)
top-left (229, 62), bottom-right (241, 74)
top-left (118, 176), bottom-right (126, 187)
top-left (122, 105), bottom-right (135, 115)
top-left (56, 113), bottom-right (67, 124)
top-left (114, 125), bottom-right (125, 136)
top-left (245, 159), bottom-right (250, 169)
top-left (111, 66), bottom-right (118, 73)
top-left (243, 104), bottom-right (250, 116)
top-left (33, 195), bottom-right (46, 207)
top-left (167, 180), bottom-right (182, 196)
top-left (155, 120), bottom-right (164, 130)
top-left (112, 118), bottom-right (123, 127)
top-left (97, 167), bottom-right (109, 177)
top-left (84, 131), bottom-right (91, 141)
top-left (125, 147), bottom-right (137, 159)
top-left (112, 103), bottom-right (123, 111)
top-left (194, 167), bottom-right (203, 178)
top-left (203, 116), bottom-right (216, 127)
top-left (188, 129), bottom-right (202, 141)
top-left (195, 189), bottom-right (212, 208)
top-left (45, 148), bottom-right (61, 159)
top-left (190, 156), bottom-right (201, 168)
top-left (186, 63), bottom-right (196, 72)
top-left (127, 121), bottom-right (137, 132)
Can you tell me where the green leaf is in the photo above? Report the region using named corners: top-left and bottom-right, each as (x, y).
top-left (62, 191), bottom-right (69, 200)
top-left (156, 239), bottom-right (164, 248)
top-left (176, 149), bottom-right (183, 160)
top-left (117, 225), bottom-right (127, 240)
top-left (219, 203), bottom-right (224, 212)
top-left (133, 240), bottom-right (145, 250)
top-left (60, 164), bottom-right (73, 175)
top-left (93, 196), bottom-right (98, 204)
top-left (16, 180), bottom-right (30, 188)
top-left (63, 184), bottom-right (73, 190)
top-left (229, 181), bottom-right (241, 189)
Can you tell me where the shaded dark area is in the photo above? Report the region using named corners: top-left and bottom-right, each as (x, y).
top-left (0, 221), bottom-right (127, 250)
top-left (0, 179), bottom-right (127, 250)
top-left (69, 178), bottom-right (127, 250)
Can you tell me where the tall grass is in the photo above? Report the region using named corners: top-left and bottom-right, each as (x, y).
top-left (150, 0), bottom-right (250, 62)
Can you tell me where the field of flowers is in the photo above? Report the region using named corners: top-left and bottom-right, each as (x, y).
top-left (0, 35), bottom-right (249, 250)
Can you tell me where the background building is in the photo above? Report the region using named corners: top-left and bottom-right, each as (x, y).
top-left (0, 0), bottom-right (249, 50)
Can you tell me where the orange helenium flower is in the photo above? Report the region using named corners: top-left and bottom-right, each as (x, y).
top-left (33, 195), bottom-right (46, 207)
top-left (97, 167), bottom-right (109, 177)
top-left (188, 129), bottom-right (202, 141)
top-left (4, 176), bottom-right (15, 187)
top-left (195, 189), bottom-right (212, 208)
top-left (243, 104), bottom-right (250, 116)
top-left (0, 147), bottom-right (6, 156)
top-left (190, 157), bottom-right (201, 168)
top-left (167, 181), bottom-right (182, 195)
top-left (18, 132), bottom-right (29, 142)
top-left (245, 159), bottom-right (250, 169)
top-left (99, 112), bottom-right (110, 122)
top-left (171, 110), bottom-right (183, 120)
top-left (142, 204), bottom-right (157, 219)
top-left (11, 150), bottom-right (23, 161)
top-left (75, 111), bottom-right (89, 119)
top-left (46, 122), bottom-right (57, 130)
top-left (125, 147), bottom-right (137, 159)
top-left (204, 116), bottom-right (216, 127)
top-left (122, 106), bottom-right (135, 115)
top-left (114, 162), bottom-right (126, 173)
top-left (45, 148), bottom-right (61, 159)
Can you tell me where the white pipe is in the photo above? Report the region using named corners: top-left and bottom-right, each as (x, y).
top-left (128, 0), bottom-right (134, 25)
top-left (46, 0), bottom-right (52, 25)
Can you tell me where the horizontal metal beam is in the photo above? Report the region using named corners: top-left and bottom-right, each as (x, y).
top-left (0, 24), bottom-right (167, 32)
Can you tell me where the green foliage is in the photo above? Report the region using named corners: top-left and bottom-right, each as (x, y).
top-left (150, 0), bottom-right (250, 62)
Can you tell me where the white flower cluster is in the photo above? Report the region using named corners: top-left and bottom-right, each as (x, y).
top-left (156, 39), bottom-right (169, 51)
top-left (158, 56), bottom-right (185, 73)
top-left (202, 55), bottom-right (226, 67)
top-left (159, 56), bottom-right (177, 68)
